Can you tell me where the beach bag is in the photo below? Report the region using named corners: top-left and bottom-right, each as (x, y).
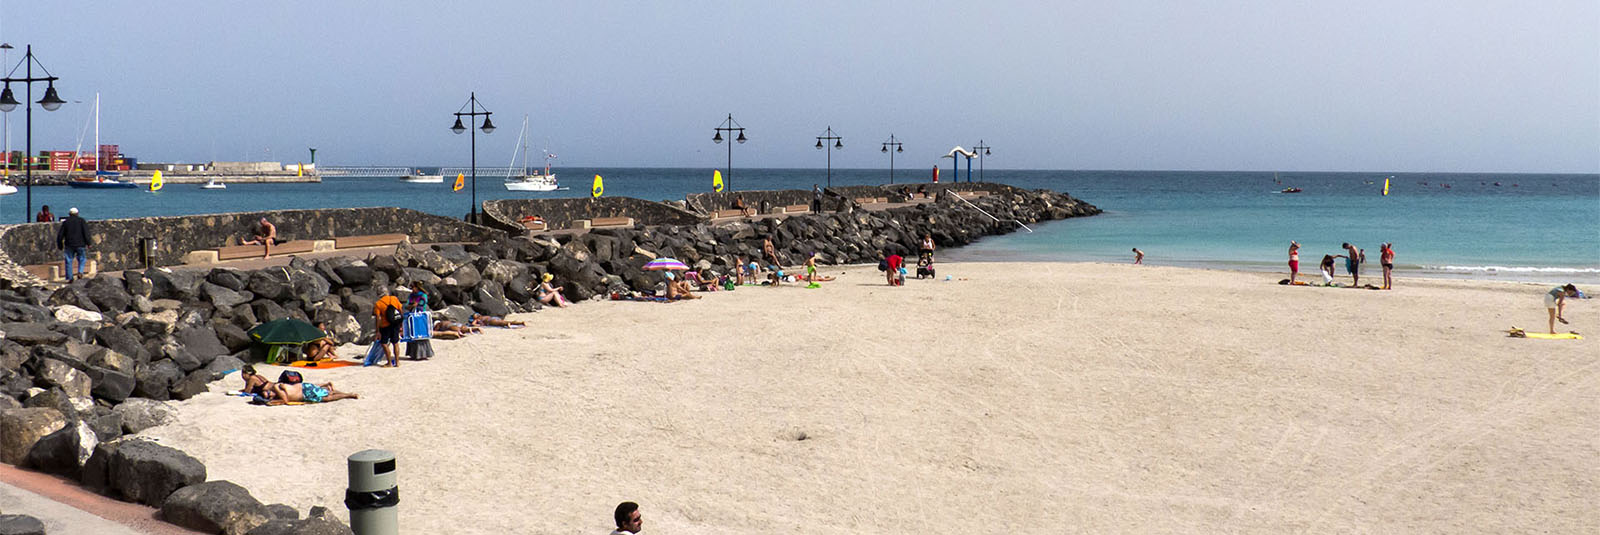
top-left (877, 259), bottom-right (889, 272)
top-left (383, 304), bottom-right (402, 325)
top-left (277, 370), bottom-right (303, 384)
top-left (363, 342), bottom-right (384, 366)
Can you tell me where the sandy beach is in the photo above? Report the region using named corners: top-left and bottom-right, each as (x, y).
top-left (141, 262), bottom-right (1597, 533)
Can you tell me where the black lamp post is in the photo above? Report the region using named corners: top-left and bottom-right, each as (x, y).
top-left (972, 140), bottom-right (991, 182)
top-left (814, 126), bottom-right (842, 188)
top-left (712, 113), bottom-right (746, 191)
top-left (0, 45), bottom-right (66, 223)
top-left (880, 134), bottom-right (903, 184)
top-left (450, 92), bottom-right (494, 223)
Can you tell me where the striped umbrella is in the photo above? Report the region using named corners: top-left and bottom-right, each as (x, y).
top-left (642, 258), bottom-right (690, 271)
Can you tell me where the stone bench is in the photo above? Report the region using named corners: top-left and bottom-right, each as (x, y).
top-left (783, 205), bottom-right (810, 214)
top-left (334, 233), bottom-right (408, 249)
top-left (853, 197), bottom-right (876, 204)
top-left (590, 217), bottom-right (634, 228)
top-left (216, 240), bottom-right (316, 261)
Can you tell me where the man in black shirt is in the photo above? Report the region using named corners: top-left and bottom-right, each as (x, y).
top-left (56, 207), bottom-right (91, 281)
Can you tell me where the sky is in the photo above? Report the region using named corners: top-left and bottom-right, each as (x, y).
top-left (2, 1), bottom-right (1595, 173)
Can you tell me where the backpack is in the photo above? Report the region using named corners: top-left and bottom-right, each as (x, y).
top-left (383, 304), bottom-right (403, 325)
top-left (278, 370), bottom-right (303, 384)
top-left (877, 259), bottom-right (889, 272)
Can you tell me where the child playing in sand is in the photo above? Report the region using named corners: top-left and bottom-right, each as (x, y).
top-left (1132, 248), bottom-right (1144, 265)
top-left (1545, 284), bottom-right (1579, 334)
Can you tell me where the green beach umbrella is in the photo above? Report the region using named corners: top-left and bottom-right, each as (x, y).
top-left (247, 318), bottom-right (325, 345)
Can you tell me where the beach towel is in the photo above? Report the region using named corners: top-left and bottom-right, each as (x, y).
top-left (287, 360), bottom-right (361, 369)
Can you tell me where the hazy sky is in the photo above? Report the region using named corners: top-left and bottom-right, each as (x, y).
top-left (4, 1), bottom-right (1595, 172)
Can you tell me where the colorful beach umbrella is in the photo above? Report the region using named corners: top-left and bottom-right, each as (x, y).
top-left (642, 258), bottom-right (689, 271)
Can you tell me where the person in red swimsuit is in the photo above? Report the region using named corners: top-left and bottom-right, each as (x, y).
top-left (1379, 243), bottom-right (1396, 290)
top-left (1288, 241), bottom-right (1301, 283)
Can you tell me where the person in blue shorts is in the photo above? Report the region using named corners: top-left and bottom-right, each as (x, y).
top-left (1338, 242), bottom-right (1364, 287)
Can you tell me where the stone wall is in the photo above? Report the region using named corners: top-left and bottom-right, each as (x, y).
top-left (0, 207), bottom-right (499, 285)
top-left (480, 197), bottom-right (705, 233)
top-left (683, 182), bottom-right (1026, 215)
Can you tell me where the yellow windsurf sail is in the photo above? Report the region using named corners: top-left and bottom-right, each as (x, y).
top-left (452, 173), bottom-right (465, 192)
top-left (591, 174), bottom-right (604, 197)
top-left (713, 169), bottom-right (724, 192)
top-left (149, 171), bottom-right (164, 191)
top-left (1382, 177), bottom-right (1389, 196)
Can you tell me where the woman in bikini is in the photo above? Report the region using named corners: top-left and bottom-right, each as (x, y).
top-left (1380, 243), bottom-right (1396, 290)
top-left (1288, 241), bottom-right (1301, 283)
top-left (471, 313), bottom-right (525, 328)
top-left (536, 273), bottom-right (571, 308)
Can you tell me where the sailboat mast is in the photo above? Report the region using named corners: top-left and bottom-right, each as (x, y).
top-left (94, 93), bottom-right (100, 175)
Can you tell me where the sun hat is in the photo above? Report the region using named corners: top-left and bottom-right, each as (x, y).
top-left (541, 273), bottom-right (553, 282)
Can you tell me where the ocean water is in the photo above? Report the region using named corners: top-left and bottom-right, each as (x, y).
top-left (8, 168), bottom-right (1596, 283)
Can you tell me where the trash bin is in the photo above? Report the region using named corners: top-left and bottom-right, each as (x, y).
top-left (346, 449), bottom-right (399, 535)
top-left (139, 237), bottom-right (158, 269)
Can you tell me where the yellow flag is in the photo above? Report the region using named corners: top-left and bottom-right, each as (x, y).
top-left (713, 169), bottom-right (724, 192)
top-left (453, 173), bottom-right (465, 192)
top-left (591, 174), bottom-right (604, 197)
top-left (150, 170), bottom-right (164, 191)
top-left (297, 163), bottom-right (304, 177)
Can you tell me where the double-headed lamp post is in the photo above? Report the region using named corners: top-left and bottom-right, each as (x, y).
top-left (0, 45), bottom-right (67, 223)
top-left (712, 114), bottom-right (746, 191)
top-left (814, 126), bottom-right (842, 188)
top-left (972, 140), bottom-right (992, 182)
top-left (880, 134), bottom-right (903, 184)
top-left (450, 92), bottom-right (495, 223)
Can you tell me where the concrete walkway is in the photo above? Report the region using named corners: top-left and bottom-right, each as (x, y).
top-left (0, 464), bottom-right (203, 534)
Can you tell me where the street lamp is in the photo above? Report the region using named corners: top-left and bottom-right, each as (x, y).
top-left (972, 140), bottom-right (992, 182)
top-left (814, 126), bottom-right (842, 188)
top-left (0, 45), bottom-right (66, 223)
top-left (712, 113), bottom-right (746, 191)
top-left (450, 92), bottom-right (494, 223)
top-left (880, 134), bottom-right (903, 184)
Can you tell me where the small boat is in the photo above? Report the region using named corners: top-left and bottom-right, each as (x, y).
top-left (201, 179), bottom-right (227, 190)
top-left (1280, 187), bottom-right (1302, 194)
top-left (402, 170), bottom-right (443, 183)
top-left (503, 115), bottom-right (559, 192)
top-left (68, 176), bottom-right (139, 189)
top-left (0, 181), bottom-right (15, 195)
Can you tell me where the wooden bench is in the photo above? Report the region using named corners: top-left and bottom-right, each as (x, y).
top-left (334, 233), bottom-right (408, 249)
top-left (22, 264), bottom-right (56, 281)
top-left (853, 197), bottom-right (876, 204)
top-left (783, 205), bottom-right (810, 214)
top-left (712, 209), bottom-right (751, 219)
top-left (590, 217), bottom-right (635, 228)
top-left (216, 240), bottom-right (316, 261)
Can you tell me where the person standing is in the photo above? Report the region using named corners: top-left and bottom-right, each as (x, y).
top-left (56, 207), bottom-right (91, 282)
top-left (1379, 243), bottom-right (1396, 290)
top-left (372, 292), bottom-right (404, 368)
top-left (811, 184), bottom-right (823, 213)
top-left (35, 205), bottom-right (54, 223)
top-left (1340, 242), bottom-right (1363, 287)
top-left (1287, 241), bottom-right (1301, 283)
top-left (610, 502), bottom-right (642, 534)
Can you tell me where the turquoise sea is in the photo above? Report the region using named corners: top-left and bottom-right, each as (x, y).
top-left (9, 168), bottom-right (1597, 283)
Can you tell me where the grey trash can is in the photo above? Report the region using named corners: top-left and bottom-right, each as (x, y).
top-left (346, 449), bottom-right (399, 535)
top-left (139, 237), bottom-right (159, 269)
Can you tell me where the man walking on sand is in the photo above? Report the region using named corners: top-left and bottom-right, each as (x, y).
top-left (56, 207), bottom-right (91, 282)
top-left (242, 217), bottom-right (277, 259)
top-left (610, 501), bottom-right (642, 534)
top-left (1341, 242), bottom-right (1363, 287)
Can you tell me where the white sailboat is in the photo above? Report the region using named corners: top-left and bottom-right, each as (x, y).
top-left (503, 115), bottom-right (558, 192)
top-left (67, 94), bottom-right (137, 189)
top-left (402, 169), bottom-right (444, 183)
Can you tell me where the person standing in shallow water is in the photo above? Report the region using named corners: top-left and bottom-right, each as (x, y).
top-left (1379, 243), bottom-right (1396, 290)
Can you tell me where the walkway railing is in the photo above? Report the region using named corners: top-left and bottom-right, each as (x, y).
top-left (954, 193), bottom-right (1032, 233)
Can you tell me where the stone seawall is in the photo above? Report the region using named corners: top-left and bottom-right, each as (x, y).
top-left (480, 197), bottom-right (705, 233)
top-left (0, 207), bottom-right (499, 285)
top-left (684, 182), bottom-right (1027, 215)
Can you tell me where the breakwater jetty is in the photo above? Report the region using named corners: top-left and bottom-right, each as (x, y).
top-left (0, 182), bottom-right (1096, 533)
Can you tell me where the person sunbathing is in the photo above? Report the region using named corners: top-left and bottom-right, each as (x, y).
top-left (536, 273), bottom-right (571, 308)
top-left (264, 381), bottom-right (358, 405)
top-left (664, 273), bottom-right (701, 300)
top-left (470, 313), bottom-right (525, 327)
top-left (240, 365), bottom-right (270, 396)
top-left (684, 270), bottom-right (719, 291)
top-left (432, 319), bottom-right (482, 339)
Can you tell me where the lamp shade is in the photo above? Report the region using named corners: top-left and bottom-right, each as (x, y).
top-left (881, 145), bottom-right (887, 153)
top-left (896, 146), bottom-right (903, 153)
top-left (834, 140), bottom-right (843, 149)
top-left (713, 131), bottom-right (723, 144)
top-left (0, 86), bottom-right (16, 112)
top-left (815, 140), bottom-right (823, 150)
top-left (451, 117), bottom-right (466, 134)
top-left (37, 85), bottom-right (64, 111)
top-left (479, 117), bottom-right (495, 133)
top-left (735, 131), bottom-right (746, 144)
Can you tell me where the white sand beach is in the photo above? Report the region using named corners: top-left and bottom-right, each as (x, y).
top-left (142, 262), bottom-right (1597, 533)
